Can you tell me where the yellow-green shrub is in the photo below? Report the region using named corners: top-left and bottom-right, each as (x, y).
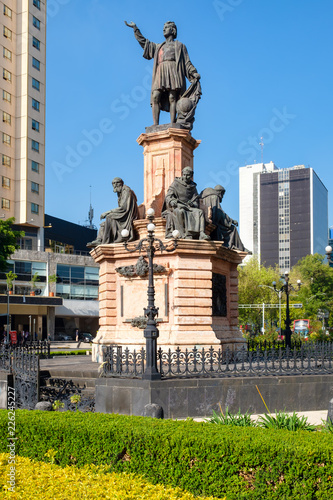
top-left (1, 411), bottom-right (333, 499)
top-left (0, 453), bottom-right (221, 500)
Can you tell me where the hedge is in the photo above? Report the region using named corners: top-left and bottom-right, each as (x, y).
top-left (50, 350), bottom-right (90, 356)
top-left (0, 453), bottom-right (221, 499)
top-left (0, 410), bottom-right (332, 499)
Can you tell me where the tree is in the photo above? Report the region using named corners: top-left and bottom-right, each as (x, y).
top-left (0, 218), bottom-right (24, 272)
top-left (238, 257), bottom-right (281, 333)
top-left (290, 254), bottom-right (333, 329)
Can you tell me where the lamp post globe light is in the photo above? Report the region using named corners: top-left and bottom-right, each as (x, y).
top-left (325, 245), bottom-right (333, 265)
top-left (273, 273), bottom-right (301, 348)
top-left (121, 208), bottom-right (179, 380)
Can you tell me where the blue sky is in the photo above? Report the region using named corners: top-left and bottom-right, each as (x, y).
top-left (45, 0), bottom-right (333, 238)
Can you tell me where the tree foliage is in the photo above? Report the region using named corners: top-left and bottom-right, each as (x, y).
top-left (238, 257), bottom-right (281, 333)
top-left (290, 253), bottom-right (333, 328)
top-left (0, 218), bottom-right (24, 272)
top-left (238, 254), bottom-right (333, 334)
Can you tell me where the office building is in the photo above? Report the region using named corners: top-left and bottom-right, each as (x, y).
top-left (1, 0), bottom-right (46, 249)
top-left (239, 163), bottom-right (328, 273)
top-left (0, 218), bottom-right (99, 339)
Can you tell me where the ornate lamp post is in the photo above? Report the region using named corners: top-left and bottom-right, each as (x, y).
top-left (259, 284), bottom-right (283, 335)
top-left (325, 245), bottom-right (333, 265)
top-left (273, 272), bottom-right (301, 348)
top-left (121, 208), bottom-right (179, 380)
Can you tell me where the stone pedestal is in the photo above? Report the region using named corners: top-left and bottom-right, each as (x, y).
top-left (91, 219), bottom-right (246, 362)
top-left (137, 128), bottom-right (200, 217)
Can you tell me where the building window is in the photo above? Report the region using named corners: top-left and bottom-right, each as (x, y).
top-left (3, 69), bottom-right (12, 82)
top-left (2, 154), bottom-right (11, 167)
top-left (3, 5), bottom-right (12, 18)
top-left (56, 265), bottom-right (99, 300)
top-left (31, 181), bottom-right (39, 194)
top-left (1, 198), bottom-right (10, 210)
top-left (32, 16), bottom-right (40, 30)
top-left (3, 26), bottom-right (12, 39)
top-left (32, 98), bottom-right (40, 111)
top-left (32, 140), bottom-right (39, 152)
top-left (32, 57), bottom-right (40, 70)
top-left (32, 37), bottom-right (40, 50)
top-left (32, 77), bottom-right (40, 90)
top-left (3, 112), bottom-right (11, 125)
top-left (31, 203), bottom-right (39, 214)
top-left (3, 47), bottom-right (12, 61)
top-left (32, 119), bottom-right (39, 131)
top-left (2, 176), bottom-right (10, 188)
top-left (2, 133), bottom-right (11, 145)
top-left (31, 160), bottom-right (39, 172)
top-left (33, 0), bottom-right (41, 9)
top-left (3, 90), bottom-right (11, 102)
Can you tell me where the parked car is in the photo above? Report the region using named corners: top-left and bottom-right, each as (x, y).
top-left (79, 333), bottom-right (94, 343)
top-left (55, 333), bottom-right (73, 341)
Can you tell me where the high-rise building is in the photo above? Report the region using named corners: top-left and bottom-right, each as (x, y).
top-left (1, 0), bottom-right (46, 250)
top-left (239, 163), bottom-right (328, 272)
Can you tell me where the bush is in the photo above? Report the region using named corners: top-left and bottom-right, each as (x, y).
top-left (257, 411), bottom-right (316, 431)
top-left (50, 350), bottom-right (90, 356)
top-left (0, 453), bottom-right (221, 499)
top-left (206, 407), bottom-right (255, 427)
top-left (0, 411), bottom-right (333, 499)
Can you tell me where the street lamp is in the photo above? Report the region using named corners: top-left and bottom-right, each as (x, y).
top-left (121, 208), bottom-right (179, 380)
top-left (325, 245), bottom-right (333, 265)
top-left (259, 284), bottom-right (282, 335)
top-left (273, 272), bottom-right (301, 348)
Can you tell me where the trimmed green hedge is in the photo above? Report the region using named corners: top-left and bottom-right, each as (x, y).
top-left (1, 410), bottom-right (332, 499)
top-left (50, 350), bottom-right (91, 356)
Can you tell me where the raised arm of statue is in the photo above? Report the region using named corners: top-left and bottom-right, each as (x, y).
top-left (124, 20), bottom-right (148, 50)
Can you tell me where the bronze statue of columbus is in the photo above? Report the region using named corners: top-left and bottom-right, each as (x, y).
top-left (125, 21), bottom-right (201, 128)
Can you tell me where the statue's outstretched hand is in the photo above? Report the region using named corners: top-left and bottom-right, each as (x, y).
top-left (192, 72), bottom-right (201, 81)
top-left (124, 21), bottom-right (136, 29)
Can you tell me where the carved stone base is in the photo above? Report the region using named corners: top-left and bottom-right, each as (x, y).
top-left (137, 128), bottom-right (201, 218)
top-left (90, 219), bottom-right (247, 362)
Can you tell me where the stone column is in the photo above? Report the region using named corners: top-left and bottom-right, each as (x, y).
top-left (137, 128), bottom-right (201, 217)
top-left (47, 307), bottom-right (55, 340)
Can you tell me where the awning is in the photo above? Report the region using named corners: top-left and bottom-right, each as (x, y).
top-left (55, 299), bottom-right (99, 317)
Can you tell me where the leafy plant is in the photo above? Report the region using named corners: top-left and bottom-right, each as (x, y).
top-left (48, 274), bottom-right (57, 284)
top-left (258, 411), bottom-right (316, 431)
top-left (31, 272), bottom-right (40, 289)
top-left (52, 400), bottom-right (64, 411)
top-left (207, 405), bottom-right (255, 427)
top-left (0, 217), bottom-right (24, 272)
top-left (5, 270), bottom-right (17, 290)
top-left (321, 418), bottom-right (333, 433)
top-left (70, 394), bottom-right (81, 411)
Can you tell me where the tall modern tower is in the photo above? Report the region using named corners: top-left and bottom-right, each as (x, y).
top-left (0, 0), bottom-right (46, 249)
top-left (239, 163), bottom-right (328, 273)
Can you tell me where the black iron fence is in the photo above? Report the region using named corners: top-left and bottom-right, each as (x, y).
top-left (0, 340), bottom-right (50, 358)
top-left (0, 343), bottom-right (94, 411)
top-left (101, 342), bottom-right (333, 379)
top-left (0, 346), bottom-right (40, 409)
